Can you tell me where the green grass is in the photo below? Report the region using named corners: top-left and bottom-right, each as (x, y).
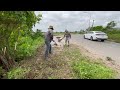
top-left (62, 46), bottom-right (116, 79)
top-left (7, 67), bottom-right (30, 79)
top-left (72, 60), bottom-right (115, 79)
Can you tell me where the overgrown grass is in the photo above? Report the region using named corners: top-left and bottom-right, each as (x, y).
top-left (62, 46), bottom-right (116, 79)
top-left (107, 33), bottom-right (120, 43)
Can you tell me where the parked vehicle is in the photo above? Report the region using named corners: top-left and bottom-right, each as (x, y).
top-left (84, 31), bottom-right (108, 42)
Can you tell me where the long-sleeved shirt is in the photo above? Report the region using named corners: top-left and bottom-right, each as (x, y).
top-left (44, 31), bottom-right (53, 42)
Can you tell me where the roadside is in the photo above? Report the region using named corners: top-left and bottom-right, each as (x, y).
top-left (5, 36), bottom-right (118, 79)
top-left (6, 44), bottom-right (75, 79)
top-left (73, 42), bottom-right (120, 78)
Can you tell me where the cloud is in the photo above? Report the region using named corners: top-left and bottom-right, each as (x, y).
top-left (33, 11), bottom-right (120, 32)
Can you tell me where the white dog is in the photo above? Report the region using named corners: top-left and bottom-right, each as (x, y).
top-left (57, 37), bottom-right (64, 49)
top-left (51, 37), bottom-right (64, 50)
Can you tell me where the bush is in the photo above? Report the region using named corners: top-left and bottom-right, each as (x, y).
top-left (15, 36), bottom-right (44, 61)
top-left (106, 30), bottom-right (120, 43)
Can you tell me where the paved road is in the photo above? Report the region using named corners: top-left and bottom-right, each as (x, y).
top-left (71, 34), bottom-right (120, 64)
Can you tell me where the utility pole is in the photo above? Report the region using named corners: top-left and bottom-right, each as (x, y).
top-left (92, 20), bottom-right (94, 28)
top-left (91, 20), bottom-right (94, 31)
top-left (89, 15), bottom-right (91, 31)
top-left (83, 12), bottom-right (91, 31)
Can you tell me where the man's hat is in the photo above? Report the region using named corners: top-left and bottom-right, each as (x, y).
top-left (48, 25), bottom-right (54, 30)
top-left (65, 29), bottom-right (68, 32)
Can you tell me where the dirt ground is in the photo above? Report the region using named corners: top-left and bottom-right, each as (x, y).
top-left (18, 44), bottom-right (75, 79)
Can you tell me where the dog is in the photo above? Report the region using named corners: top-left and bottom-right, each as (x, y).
top-left (56, 37), bottom-right (64, 50)
top-left (51, 37), bottom-right (64, 50)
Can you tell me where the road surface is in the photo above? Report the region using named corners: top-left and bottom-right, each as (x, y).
top-left (70, 34), bottom-right (120, 64)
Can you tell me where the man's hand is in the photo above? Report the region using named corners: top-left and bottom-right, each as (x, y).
top-left (54, 42), bottom-right (57, 46)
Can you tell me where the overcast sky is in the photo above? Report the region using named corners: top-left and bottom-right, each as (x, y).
top-left (33, 11), bottom-right (120, 32)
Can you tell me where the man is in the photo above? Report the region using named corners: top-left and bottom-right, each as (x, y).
top-left (44, 26), bottom-right (57, 60)
top-left (61, 29), bottom-right (71, 46)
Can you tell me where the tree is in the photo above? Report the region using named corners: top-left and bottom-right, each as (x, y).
top-left (32, 29), bottom-right (43, 39)
top-left (90, 26), bottom-right (104, 31)
top-left (106, 21), bottom-right (116, 29)
top-left (0, 11), bottom-right (42, 70)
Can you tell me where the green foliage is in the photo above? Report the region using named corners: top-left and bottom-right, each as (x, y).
top-left (0, 11), bottom-right (42, 52)
top-left (0, 11), bottom-right (43, 70)
top-left (107, 33), bottom-right (120, 43)
top-left (31, 29), bottom-right (44, 39)
top-left (7, 67), bottom-right (30, 79)
top-left (72, 60), bottom-right (115, 79)
top-left (15, 35), bottom-right (44, 61)
top-left (0, 67), bottom-right (5, 78)
top-left (90, 26), bottom-right (104, 31)
top-left (106, 21), bottom-right (116, 29)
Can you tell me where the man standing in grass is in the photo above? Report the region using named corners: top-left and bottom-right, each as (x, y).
top-left (61, 29), bottom-right (71, 46)
top-left (44, 26), bottom-right (57, 60)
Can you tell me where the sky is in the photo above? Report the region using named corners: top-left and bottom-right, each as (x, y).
top-left (32, 11), bottom-right (120, 32)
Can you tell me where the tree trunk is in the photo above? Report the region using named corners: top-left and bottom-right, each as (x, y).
top-left (0, 54), bottom-right (10, 71)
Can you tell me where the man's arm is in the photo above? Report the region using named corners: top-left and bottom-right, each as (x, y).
top-left (50, 33), bottom-right (56, 43)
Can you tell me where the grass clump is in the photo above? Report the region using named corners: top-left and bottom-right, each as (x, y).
top-left (7, 67), bottom-right (30, 79)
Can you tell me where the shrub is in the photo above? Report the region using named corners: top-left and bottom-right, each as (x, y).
top-left (15, 36), bottom-right (44, 61)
